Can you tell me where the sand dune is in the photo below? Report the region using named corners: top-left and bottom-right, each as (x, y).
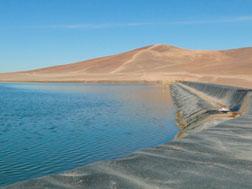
top-left (1, 44), bottom-right (252, 87)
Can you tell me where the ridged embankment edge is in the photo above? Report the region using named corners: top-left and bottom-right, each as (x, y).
top-left (170, 82), bottom-right (251, 138)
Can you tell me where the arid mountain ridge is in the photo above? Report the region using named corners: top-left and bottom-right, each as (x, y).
top-left (1, 44), bottom-right (252, 87)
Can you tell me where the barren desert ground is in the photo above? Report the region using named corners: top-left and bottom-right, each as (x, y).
top-left (1, 44), bottom-right (252, 88)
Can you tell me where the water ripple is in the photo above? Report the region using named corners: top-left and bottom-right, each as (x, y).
top-left (0, 83), bottom-right (177, 186)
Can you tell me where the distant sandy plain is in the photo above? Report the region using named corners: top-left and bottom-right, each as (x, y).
top-left (1, 44), bottom-right (252, 88)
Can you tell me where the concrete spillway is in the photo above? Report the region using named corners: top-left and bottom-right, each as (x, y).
top-left (3, 82), bottom-right (252, 189)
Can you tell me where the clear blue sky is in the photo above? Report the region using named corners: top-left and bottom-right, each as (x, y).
top-left (1, 0), bottom-right (252, 72)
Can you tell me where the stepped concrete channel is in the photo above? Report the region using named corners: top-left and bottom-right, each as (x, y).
top-left (3, 82), bottom-right (252, 189)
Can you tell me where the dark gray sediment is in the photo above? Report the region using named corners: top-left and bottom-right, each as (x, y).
top-left (3, 82), bottom-right (252, 189)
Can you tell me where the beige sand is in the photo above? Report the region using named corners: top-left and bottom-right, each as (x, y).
top-left (1, 44), bottom-right (252, 88)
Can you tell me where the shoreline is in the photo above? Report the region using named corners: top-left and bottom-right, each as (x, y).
top-left (1, 78), bottom-right (251, 89)
top-left (0, 80), bottom-right (174, 85)
top-left (3, 81), bottom-right (252, 189)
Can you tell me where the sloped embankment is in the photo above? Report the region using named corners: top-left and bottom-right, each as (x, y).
top-left (4, 82), bottom-right (252, 189)
top-left (170, 82), bottom-right (250, 137)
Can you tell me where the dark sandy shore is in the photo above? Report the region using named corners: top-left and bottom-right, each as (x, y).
top-left (3, 82), bottom-right (252, 189)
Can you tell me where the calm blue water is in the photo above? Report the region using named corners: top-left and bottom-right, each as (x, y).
top-left (0, 83), bottom-right (177, 186)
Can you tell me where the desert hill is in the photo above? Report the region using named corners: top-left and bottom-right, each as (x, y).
top-left (1, 44), bottom-right (252, 87)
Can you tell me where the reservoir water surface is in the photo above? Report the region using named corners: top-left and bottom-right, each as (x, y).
top-left (0, 83), bottom-right (177, 186)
